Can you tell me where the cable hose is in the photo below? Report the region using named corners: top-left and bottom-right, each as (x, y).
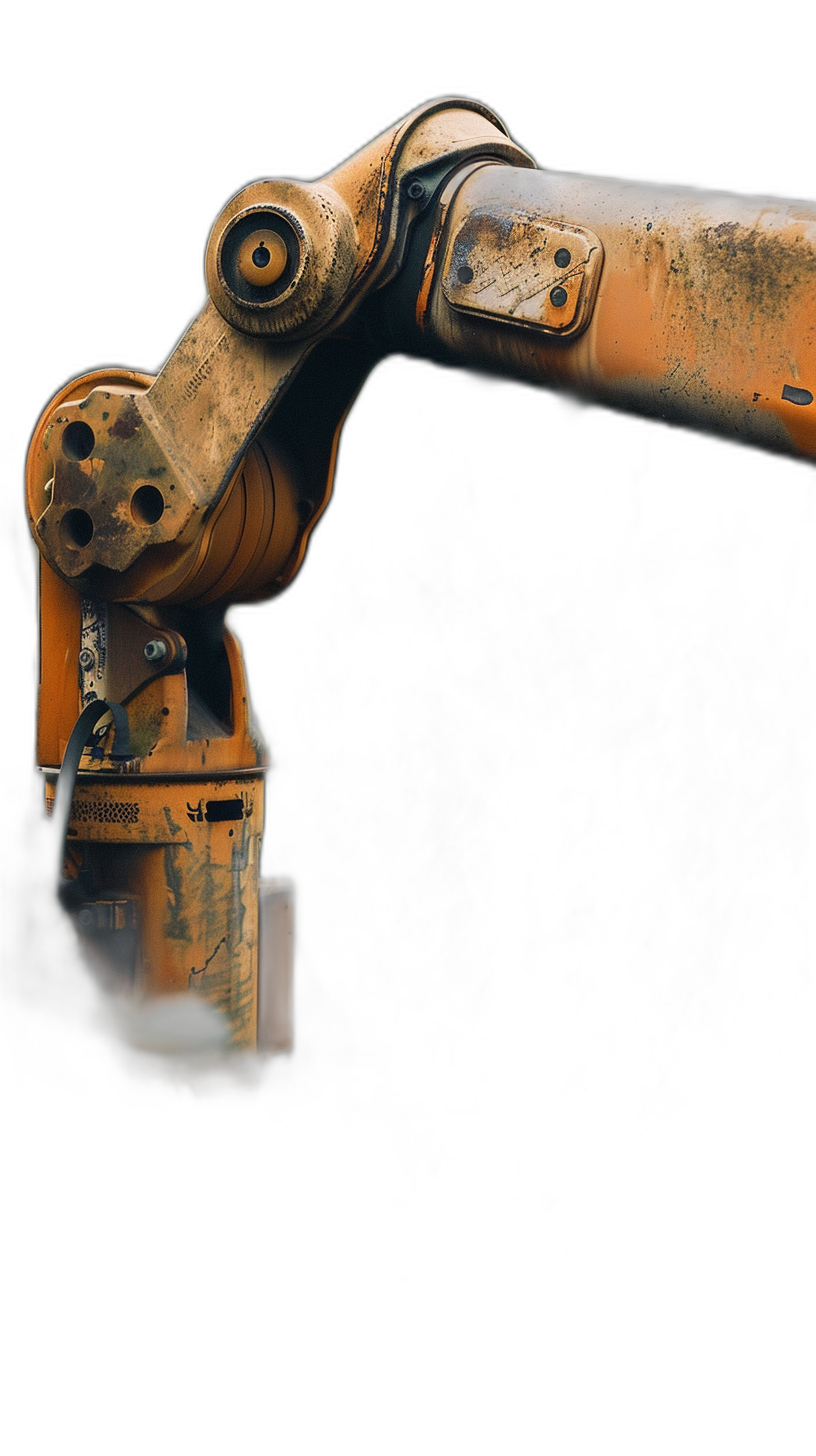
top-left (52, 700), bottom-right (132, 910)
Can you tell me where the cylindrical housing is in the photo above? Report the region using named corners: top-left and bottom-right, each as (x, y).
top-left (36, 551), bottom-right (269, 1049)
top-left (46, 772), bottom-right (264, 1049)
top-left (416, 164), bottom-right (816, 461)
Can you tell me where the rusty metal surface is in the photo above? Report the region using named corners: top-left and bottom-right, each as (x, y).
top-left (47, 773), bottom-right (261, 845)
top-left (27, 369), bottom-right (291, 606)
top-left (441, 201), bottom-right (603, 336)
top-left (36, 455), bottom-right (272, 1044)
top-left (35, 503), bottom-right (292, 1046)
top-left (48, 773), bottom-right (264, 1048)
top-left (28, 100), bottom-right (532, 597)
top-left (322, 99), bottom-right (533, 299)
top-left (205, 180), bottom-right (358, 338)
top-left (30, 312), bottom-right (308, 580)
top-left (79, 601), bottom-right (185, 707)
top-left (40, 571), bottom-right (266, 774)
top-left (29, 106), bottom-right (816, 619)
top-left (28, 99), bottom-right (816, 1052)
top-left (419, 163), bottom-right (816, 459)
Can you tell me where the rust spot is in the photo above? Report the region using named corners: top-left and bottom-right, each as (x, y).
top-left (163, 844), bottom-right (190, 941)
top-left (590, 204), bottom-right (816, 454)
top-left (108, 397), bottom-right (141, 440)
top-left (691, 220), bottom-right (816, 316)
top-left (56, 456), bottom-right (99, 507)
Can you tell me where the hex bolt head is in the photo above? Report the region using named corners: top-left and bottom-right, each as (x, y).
top-left (78, 648), bottom-right (95, 670)
top-left (144, 638), bottom-right (168, 663)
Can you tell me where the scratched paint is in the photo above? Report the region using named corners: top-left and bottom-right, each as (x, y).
top-left (422, 164), bottom-right (816, 464)
top-left (441, 205), bottom-right (603, 337)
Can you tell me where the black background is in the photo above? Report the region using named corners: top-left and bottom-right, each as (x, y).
top-left (9, 53), bottom-right (810, 1205)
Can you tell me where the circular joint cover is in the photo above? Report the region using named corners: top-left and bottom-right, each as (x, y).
top-left (206, 180), bottom-right (358, 339)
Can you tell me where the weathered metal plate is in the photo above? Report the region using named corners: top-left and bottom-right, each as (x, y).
top-left (441, 205), bottom-right (604, 336)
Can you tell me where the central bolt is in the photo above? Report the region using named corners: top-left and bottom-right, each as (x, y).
top-left (144, 639), bottom-right (168, 663)
top-left (237, 229), bottom-right (288, 288)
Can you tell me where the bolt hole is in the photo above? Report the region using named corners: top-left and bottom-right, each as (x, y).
top-left (457, 265), bottom-right (474, 285)
top-left (62, 420), bottom-right (95, 461)
top-left (61, 509), bottom-right (94, 549)
top-left (131, 484), bottom-right (165, 526)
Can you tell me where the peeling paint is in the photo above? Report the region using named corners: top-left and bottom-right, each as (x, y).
top-left (163, 844), bottom-right (190, 942)
top-left (107, 396), bottom-right (141, 440)
top-left (163, 804), bottom-right (183, 836)
top-left (441, 204), bottom-right (603, 337)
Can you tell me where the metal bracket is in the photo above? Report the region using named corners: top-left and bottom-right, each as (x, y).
top-left (28, 100), bottom-right (534, 597)
top-left (74, 898), bottom-right (138, 933)
top-left (441, 205), bottom-right (604, 336)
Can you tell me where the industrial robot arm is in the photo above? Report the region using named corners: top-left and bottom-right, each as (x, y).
top-left (26, 99), bottom-right (816, 1049)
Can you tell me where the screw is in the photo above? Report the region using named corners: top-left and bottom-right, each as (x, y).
top-left (144, 639), bottom-right (168, 663)
top-left (407, 180), bottom-right (425, 201)
top-left (78, 648), bottom-right (95, 670)
top-left (550, 286), bottom-right (569, 308)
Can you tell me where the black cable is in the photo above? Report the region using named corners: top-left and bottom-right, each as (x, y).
top-left (53, 700), bottom-right (132, 910)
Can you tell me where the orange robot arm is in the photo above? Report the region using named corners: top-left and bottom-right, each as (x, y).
top-left (26, 100), bottom-right (816, 1049)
